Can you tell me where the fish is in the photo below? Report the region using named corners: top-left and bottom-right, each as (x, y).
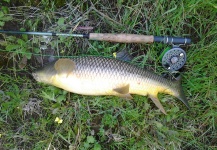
top-left (32, 56), bottom-right (190, 114)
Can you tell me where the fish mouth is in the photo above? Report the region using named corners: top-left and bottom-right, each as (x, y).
top-left (32, 72), bottom-right (39, 81)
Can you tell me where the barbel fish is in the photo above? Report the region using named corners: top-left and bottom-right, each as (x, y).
top-left (32, 56), bottom-right (189, 114)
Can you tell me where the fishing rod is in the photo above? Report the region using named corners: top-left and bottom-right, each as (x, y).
top-left (0, 30), bottom-right (191, 71)
top-left (0, 30), bottom-right (191, 45)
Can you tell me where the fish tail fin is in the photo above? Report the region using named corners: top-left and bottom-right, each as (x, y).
top-left (173, 76), bottom-right (190, 109)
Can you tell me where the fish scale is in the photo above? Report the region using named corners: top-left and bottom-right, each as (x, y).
top-left (32, 56), bottom-right (190, 114)
top-left (73, 57), bottom-right (132, 80)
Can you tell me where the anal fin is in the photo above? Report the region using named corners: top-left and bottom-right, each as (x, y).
top-left (149, 95), bottom-right (167, 115)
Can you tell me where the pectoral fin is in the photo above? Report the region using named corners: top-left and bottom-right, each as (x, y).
top-left (54, 59), bottom-right (75, 77)
top-left (113, 84), bottom-right (130, 94)
top-left (113, 84), bottom-right (133, 100)
top-left (149, 95), bottom-right (167, 115)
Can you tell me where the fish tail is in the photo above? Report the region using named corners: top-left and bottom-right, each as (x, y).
top-left (173, 77), bottom-right (190, 109)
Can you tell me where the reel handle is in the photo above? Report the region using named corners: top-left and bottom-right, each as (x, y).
top-left (88, 33), bottom-right (191, 45)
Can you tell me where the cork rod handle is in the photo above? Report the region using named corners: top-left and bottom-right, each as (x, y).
top-left (89, 33), bottom-right (154, 43)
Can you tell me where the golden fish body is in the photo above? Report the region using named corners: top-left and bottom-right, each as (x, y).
top-left (33, 56), bottom-right (189, 114)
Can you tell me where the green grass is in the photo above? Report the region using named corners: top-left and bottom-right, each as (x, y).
top-left (0, 0), bottom-right (217, 149)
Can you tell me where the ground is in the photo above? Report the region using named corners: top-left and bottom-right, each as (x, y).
top-left (0, 0), bottom-right (216, 149)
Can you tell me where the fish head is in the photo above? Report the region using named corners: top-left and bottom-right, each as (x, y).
top-left (32, 59), bottom-right (76, 85)
top-left (32, 62), bottom-right (57, 84)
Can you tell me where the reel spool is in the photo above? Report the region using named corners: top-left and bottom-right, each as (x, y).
top-left (160, 46), bottom-right (187, 71)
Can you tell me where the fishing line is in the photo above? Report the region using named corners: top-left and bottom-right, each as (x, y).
top-left (0, 49), bottom-right (97, 58)
top-left (0, 49), bottom-right (64, 58)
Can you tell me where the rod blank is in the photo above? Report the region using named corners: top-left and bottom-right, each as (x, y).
top-left (0, 30), bottom-right (85, 37)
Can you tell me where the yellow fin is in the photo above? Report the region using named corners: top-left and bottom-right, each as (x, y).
top-left (113, 84), bottom-right (133, 100)
top-left (113, 84), bottom-right (130, 94)
top-left (54, 59), bottom-right (75, 77)
top-left (149, 95), bottom-right (167, 115)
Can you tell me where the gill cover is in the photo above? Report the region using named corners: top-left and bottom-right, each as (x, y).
top-left (54, 59), bottom-right (76, 77)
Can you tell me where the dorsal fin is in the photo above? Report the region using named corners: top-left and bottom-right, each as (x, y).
top-left (54, 59), bottom-right (75, 77)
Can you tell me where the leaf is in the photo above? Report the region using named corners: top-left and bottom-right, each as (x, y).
top-left (24, 52), bottom-right (32, 59)
top-left (22, 34), bottom-right (28, 41)
top-left (117, 0), bottom-right (123, 8)
top-left (20, 47), bottom-right (32, 59)
top-left (0, 12), bottom-right (4, 18)
top-left (42, 91), bottom-right (56, 102)
top-left (6, 44), bottom-right (20, 51)
top-left (17, 39), bottom-right (26, 46)
top-left (155, 121), bottom-right (163, 129)
top-left (3, 0), bottom-right (10, 3)
top-left (87, 136), bottom-right (95, 144)
top-left (1, 6), bottom-right (9, 14)
top-left (0, 12), bottom-right (12, 21)
top-left (94, 143), bottom-right (102, 150)
top-left (57, 17), bottom-right (65, 26)
top-left (56, 95), bottom-right (65, 103)
top-left (0, 21), bottom-right (5, 27)
top-left (83, 142), bottom-right (90, 148)
top-left (34, 48), bottom-right (41, 53)
top-left (20, 28), bottom-right (26, 31)
top-left (6, 36), bottom-right (17, 42)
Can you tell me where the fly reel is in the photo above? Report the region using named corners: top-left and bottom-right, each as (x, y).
top-left (160, 46), bottom-right (187, 71)
top-left (114, 46), bottom-right (187, 71)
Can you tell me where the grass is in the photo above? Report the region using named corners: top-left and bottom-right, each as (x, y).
top-left (0, 0), bottom-right (217, 149)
